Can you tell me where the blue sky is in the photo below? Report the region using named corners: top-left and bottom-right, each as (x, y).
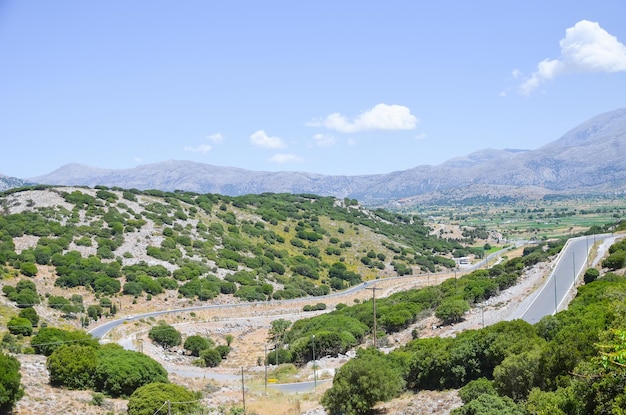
top-left (1, 1), bottom-right (625, 178)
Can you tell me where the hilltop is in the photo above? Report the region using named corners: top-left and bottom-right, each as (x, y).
top-left (0, 186), bottom-right (486, 319)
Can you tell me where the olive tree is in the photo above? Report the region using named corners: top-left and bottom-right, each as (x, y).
top-left (92, 345), bottom-right (168, 397)
top-left (435, 299), bottom-right (470, 325)
top-left (7, 317), bottom-right (33, 336)
top-left (321, 348), bottom-right (404, 415)
top-left (47, 344), bottom-right (98, 389)
top-left (127, 382), bottom-right (200, 415)
top-left (148, 323), bottom-right (181, 350)
top-left (0, 353), bottom-right (23, 413)
top-left (183, 335), bottom-right (213, 357)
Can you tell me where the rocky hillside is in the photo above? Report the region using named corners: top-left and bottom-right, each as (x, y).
top-left (0, 175), bottom-right (33, 192)
top-left (0, 187), bottom-right (474, 318)
top-left (24, 108), bottom-right (626, 206)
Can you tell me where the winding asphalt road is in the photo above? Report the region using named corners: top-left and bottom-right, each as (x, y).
top-left (87, 245), bottom-right (517, 340)
top-left (88, 279), bottom-right (376, 340)
top-left (520, 234), bottom-right (616, 324)
top-left (86, 238), bottom-right (612, 392)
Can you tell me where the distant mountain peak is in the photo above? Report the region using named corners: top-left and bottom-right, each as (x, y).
top-left (541, 107), bottom-right (626, 151)
top-left (15, 108), bottom-right (626, 205)
top-left (440, 148), bottom-right (529, 168)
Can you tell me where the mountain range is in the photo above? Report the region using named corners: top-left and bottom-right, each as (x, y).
top-left (3, 108), bottom-right (626, 206)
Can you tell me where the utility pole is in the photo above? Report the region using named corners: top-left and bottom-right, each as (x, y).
top-left (241, 367), bottom-right (246, 414)
top-left (480, 305), bottom-right (485, 328)
top-left (554, 272), bottom-right (558, 315)
top-left (264, 344), bottom-right (268, 394)
top-left (585, 236), bottom-right (589, 269)
top-left (366, 287), bottom-right (379, 348)
top-left (312, 335), bottom-right (317, 389)
top-left (167, 400), bottom-right (171, 415)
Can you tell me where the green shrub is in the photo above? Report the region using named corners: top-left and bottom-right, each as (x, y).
top-left (7, 317), bottom-right (33, 336)
top-left (200, 348), bottom-right (222, 367)
top-left (0, 353), bottom-right (23, 413)
top-left (92, 345), bottom-right (168, 397)
top-left (127, 383), bottom-right (200, 415)
top-left (148, 324), bottom-right (181, 349)
top-left (183, 335), bottom-right (213, 357)
top-left (31, 327), bottom-right (97, 356)
top-left (19, 262), bottom-right (38, 277)
top-left (583, 268), bottom-right (600, 284)
top-left (18, 307), bottom-right (39, 327)
top-left (47, 344), bottom-right (98, 389)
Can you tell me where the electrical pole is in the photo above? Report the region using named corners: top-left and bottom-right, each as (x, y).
top-left (586, 236), bottom-right (589, 269)
top-left (241, 367), bottom-right (246, 414)
top-left (264, 344), bottom-right (268, 394)
top-left (554, 271), bottom-right (558, 315)
top-left (480, 305), bottom-right (485, 328)
top-left (312, 335), bottom-right (317, 389)
top-left (366, 287), bottom-right (379, 348)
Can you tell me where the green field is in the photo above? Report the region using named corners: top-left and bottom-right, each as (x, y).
top-left (409, 196), bottom-right (626, 240)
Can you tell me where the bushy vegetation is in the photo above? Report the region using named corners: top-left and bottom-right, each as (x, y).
top-left (0, 187), bottom-right (473, 313)
top-left (321, 348), bottom-right (405, 415)
top-left (148, 323), bottom-right (181, 349)
top-left (45, 340), bottom-right (167, 398)
top-left (275, 243), bottom-right (558, 367)
top-left (127, 382), bottom-right (201, 415)
top-left (31, 327), bottom-right (98, 356)
top-left (0, 353), bottom-right (23, 413)
top-left (321, 237), bottom-right (626, 415)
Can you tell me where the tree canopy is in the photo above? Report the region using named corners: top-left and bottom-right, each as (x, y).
top-left (149, 323), bottom-right (182, 350)
top-left (127, 382), bottom-right (201, 415)
top-left (321, 348), bottom-right (405, 415)
top-left (0, 353), bottom-right (23, 413)
top-left (43, 342), bottom-right (168, 398)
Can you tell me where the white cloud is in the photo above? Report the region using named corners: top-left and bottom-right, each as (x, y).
top-left (520, 20), bottom-right (626, 95)
top-left (308, 103), bottom-right (418, 133)
top-left (312, 133), bottom-right (335, 147)
top-left (414, 133), bottom-right (427, 141)
top-left (269, 153), bottom-right (304, 164)
top-left (183, 133), bottom-right (223, 154)
top-left (184, 144), bottom-right (212, 154)
top-left (207, 133), bottom-right (224, 143)
top-left (250, 130), bottom-right (286, 148)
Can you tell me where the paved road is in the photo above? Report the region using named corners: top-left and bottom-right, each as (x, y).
top-left (520, 234), bottom-right (614, 324)
top-left (268, 379), bottom-right (331, 394)
top-left (84, 243), bottom-right (525, 393)
top-left (88, 246), bottom-right (517, 340)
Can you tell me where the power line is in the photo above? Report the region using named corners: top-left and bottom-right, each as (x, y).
top-left (152, 401), bottom-right (168, 415)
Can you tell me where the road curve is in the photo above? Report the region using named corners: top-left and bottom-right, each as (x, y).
top-left (88, 245), bottom-right (518, 340)
top-left (84, 244), bottom-right (521, 391)
top-left (520, 234), bottom-right (616, 324)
